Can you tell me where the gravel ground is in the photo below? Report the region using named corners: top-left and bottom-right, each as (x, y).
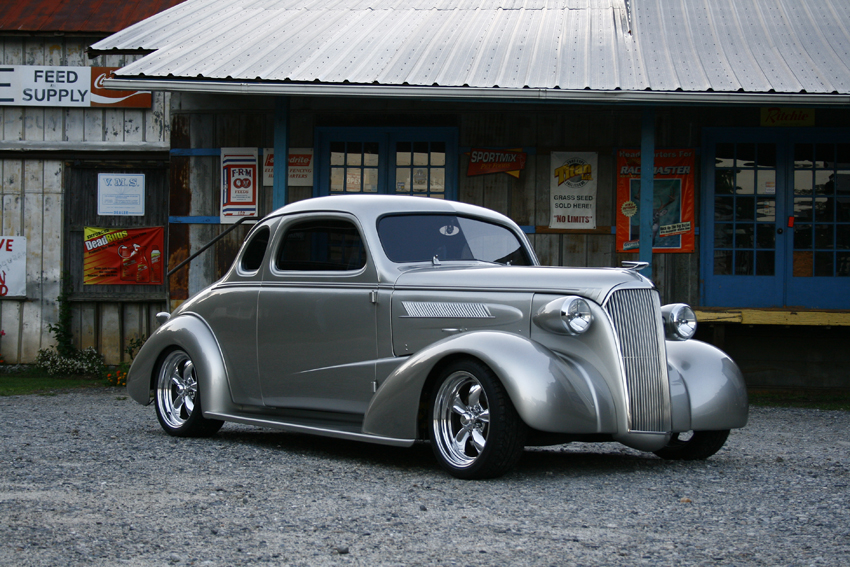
top-left (1, 389), bottom-right (848, 567)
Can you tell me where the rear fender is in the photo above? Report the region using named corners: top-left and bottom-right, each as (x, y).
top-left (126, 313), bottom-right (231, 416)
top-left (666, 339), bottom-right (749, 431)
top-left (362, 331), bottom-right (616, 440)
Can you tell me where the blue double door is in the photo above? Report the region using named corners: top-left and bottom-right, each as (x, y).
top-left (702, 129), bottom-right (850, 309)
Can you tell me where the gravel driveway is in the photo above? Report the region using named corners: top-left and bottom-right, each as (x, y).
top-left (1, 388), bottom-right (848, 566)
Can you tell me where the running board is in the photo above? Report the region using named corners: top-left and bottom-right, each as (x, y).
top-left (205, 412), bottom-right (415, 447)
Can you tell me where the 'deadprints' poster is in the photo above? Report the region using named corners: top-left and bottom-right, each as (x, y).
top-left (83, 227), bottom-right (164, 285)
top-left (616, 149), bottom-right (695, 253)
top-left (549, 152), bottom-right (598, 229)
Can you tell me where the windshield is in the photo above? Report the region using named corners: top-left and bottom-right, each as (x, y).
top-left (378, 214), bottom-right (532, 265)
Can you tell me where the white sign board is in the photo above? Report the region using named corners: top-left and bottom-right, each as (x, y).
top-left (262, 148), bottom-right (315, 187)
top-left (221, 148), bottom-right (259, 223)
top-left (0, 237), bottom-right (27, 298)
top-left (97, 173), bottom-right (145, 216)
top-left (549, 152), bottom-right (598, 230)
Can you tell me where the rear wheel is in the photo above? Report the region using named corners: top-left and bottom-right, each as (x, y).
top-left (653, 430), bottom-right (730, 460)
top-left (155, 349), bottom-right (223, 437)
top-left (429, 359), bottom-right (526, 479)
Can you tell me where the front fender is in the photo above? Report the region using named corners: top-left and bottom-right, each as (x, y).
top-left (362, 331), bottom-right (616, 440)
top-left (666, 339), bottom-right (749, 431)
top-left (126, 313), bottom-right (231, 417)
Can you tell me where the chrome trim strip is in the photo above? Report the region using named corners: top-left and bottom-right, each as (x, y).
top-left (205, 412), bottom-right (415, 447)
top-left (401, 301), bottom-right (493, 318)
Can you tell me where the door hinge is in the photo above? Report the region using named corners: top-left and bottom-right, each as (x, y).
top-left (370, 290), bottom-right (378, 304)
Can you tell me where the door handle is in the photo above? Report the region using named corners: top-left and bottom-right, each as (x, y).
top-left (777, 228), bottom-right (783, 234)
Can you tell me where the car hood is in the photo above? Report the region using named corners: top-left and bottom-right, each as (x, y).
top-left (391, 265), bottom-right (651, 305)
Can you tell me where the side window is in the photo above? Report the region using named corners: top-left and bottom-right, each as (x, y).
top-left (240, 226), bottom-right (270, 272)
top-left (276, 219), bottom-right (367, 272)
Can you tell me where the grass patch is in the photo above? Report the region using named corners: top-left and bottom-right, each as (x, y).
top-left (0, 367), bottom-right (105, 396)
top-left (748, 389), bottom-right (850, 411)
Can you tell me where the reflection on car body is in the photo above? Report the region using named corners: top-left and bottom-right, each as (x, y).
top-left (127, 195), bottom-right (748, 479)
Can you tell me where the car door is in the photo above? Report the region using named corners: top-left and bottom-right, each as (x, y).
top-left (256, 214), bottom-right (378, 415)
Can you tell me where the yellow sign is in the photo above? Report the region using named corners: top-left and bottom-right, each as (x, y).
top-left (760, 107), bottom-right (815, 127)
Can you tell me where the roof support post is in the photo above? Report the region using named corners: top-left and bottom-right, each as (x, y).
top-left (272, 96), bottom-right (290, 210)
top-left (639, 107), bottom-right (655, 279)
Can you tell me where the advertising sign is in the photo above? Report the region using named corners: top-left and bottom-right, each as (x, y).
top-left (83, 227), bottom-right (164, 285)
top-left (616, 149), bottom-right (696, 253)
top-left (97, 173), bottom-right (145, 216)
top-left (221, 148), bottom-right (258, 223)
top-left (262, 148), bottom-right (315, 187)
top-left (466, 149), bottom-right (527, 178)
top-left (0, 237), bottom-right (27, 298)
top-left (549, 152), bottom-right (598, 229)
top-left (0, 66), bottom-right (151, 108)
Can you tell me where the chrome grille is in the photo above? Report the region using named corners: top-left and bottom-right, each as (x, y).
top-left (603, 288), bottom-right (671, 433)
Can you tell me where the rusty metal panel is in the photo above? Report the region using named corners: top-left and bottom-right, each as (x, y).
top-left (0, 0), bottom-right (187, 33)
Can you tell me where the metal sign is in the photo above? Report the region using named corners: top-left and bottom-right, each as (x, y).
top-left (0, 66), bottom-right (151, 108)
top-left (221, 148), bottom-right (258, 223)
top-left (0, 237), bottom-right (27, 298)
top-left (97, 173), bottom-right (145, 216)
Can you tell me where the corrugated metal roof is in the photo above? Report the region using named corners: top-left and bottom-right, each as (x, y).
top-left (0, 0), bottom-right (187, 34)
top-left (90, 0), bottom-right (850, 101)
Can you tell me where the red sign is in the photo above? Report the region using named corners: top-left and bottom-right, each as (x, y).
top-left (83, 227), bottom-right (164, 285)
top-left (467, 148), bottom-right (527, 178)
top-left (616, 149), bottom-right (696, 253)
top-left (90, 68), bottom-right (152, 108)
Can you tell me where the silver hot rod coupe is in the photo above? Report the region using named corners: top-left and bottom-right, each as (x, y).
top-left (127, 195), bottom-right (748, 479)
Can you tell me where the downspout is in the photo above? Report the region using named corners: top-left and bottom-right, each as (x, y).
top-left (273, 97), bottom-right (290, 210)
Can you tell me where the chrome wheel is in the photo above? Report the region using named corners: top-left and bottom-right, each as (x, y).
top-left (433, 371), bottom-right (491, 469)
top-left (156, 350), bottom-right (198, 429)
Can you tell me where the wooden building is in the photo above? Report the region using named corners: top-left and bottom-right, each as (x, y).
top-left (15, 0), bottom-right (850, 387)
top-left (0, 1), bottom-right (185, 364)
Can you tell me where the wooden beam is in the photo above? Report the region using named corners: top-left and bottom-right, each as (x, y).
top-left (695, 309), bottom-right (850, 326)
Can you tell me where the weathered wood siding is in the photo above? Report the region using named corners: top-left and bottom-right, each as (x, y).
top-left (0, 36), bottom-right (170, 364)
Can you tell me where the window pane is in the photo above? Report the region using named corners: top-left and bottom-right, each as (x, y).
top-left (756, 198), bottom-right (775, 222)
top-left (330, 167), bottom-right (345, 192)
top-left (715, 223), bottom-right (734, 248)
top-left (346, 143), bottom-right (362, 166)
top-left (795, 170), bottom-right (813, 195)
top-left (412, 168), bottom-right (428, 192)
top-left (756, 224), bottom-right (775, 249)
top-left (736, 225), bottom-right (754, 248)
top-left (715, 196), bottom-right (734, 221)
top-left (396, 168), bottom-right (411, 193)
top-left (795, 197), bottom-right (813, 222)
top-left (795, 144), bottom-right (814, 168)
top-left (430, 168), bottom-right (445, 193)
top-left (363, 168), bottom-right (378, 192)
top-left (756, 251), bottom-right (775, 276)
top-left (816, 143), bottom-right (835, 167)
top-left (738, 144), bottom-right (755, 167)
top-left (815, 225), bottom-right (834, 249)
top-left (837, 225), bottom-right (850, 249)
top-left (240, 226), bottom-right (270, 272)
top-left (815, 170), bottom-right (833, 195)
top-left (715, 143), bottom-right (735, 167)
top-left (815, 252), bottom-right (834, 277)
top-left (815, 197), bottom-right (834, 223)
top-left (837, 252), bottom-right (850, 276)
top-left (793, 252), bottom-right (813, 277)
top-left (396, 142), bottom-right (411, 166)
top-left (431, 142), bottom-right (446, 166)
top-left (413, 142), bottom-right (429, 166)
top-left (277, 219), bottom-right (366, 272)
top-left (758, 169), bottom-right (776, 195)
top-left (736, 170), bottom-right (755, 195)
top-left (715, 170), bottom-right (735, 195)
top-left (330, 142), bottom-right (345, 166)
top-left (735, 250), bottom-right (753, 275)
top-left (794, 224), bottom-right (812, 249)
top-left (364, 143), bottom-right (379, 167)
top-left (714, 250), bottom-right (733, 275)
top-left (757, 144), bottom-right (776, 168)
top-left (345, 169), bottom-right (362, 192)
top-left (736, 197), bottom-right (755, 221)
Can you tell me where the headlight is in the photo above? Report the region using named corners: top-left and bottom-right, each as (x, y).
top-left (534, 296), bottom-right (594, 336)
top-left (562, 297), bottom-right (593, 335)
top-left (661, 303), bottom-right (696, 341)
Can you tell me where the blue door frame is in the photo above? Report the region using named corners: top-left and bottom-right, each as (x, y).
top-left (701, 128), bottom-right (850, 309)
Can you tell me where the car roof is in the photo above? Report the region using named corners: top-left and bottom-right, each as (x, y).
top-left (270, 194), bottom-right (516, 227)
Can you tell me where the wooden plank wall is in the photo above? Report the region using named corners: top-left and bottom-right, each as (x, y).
top-left (168, 94), bottom-right (276, 306)
top-left (0, 36), bottom-right (170, 364)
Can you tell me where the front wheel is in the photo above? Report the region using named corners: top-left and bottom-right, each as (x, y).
top-left (428, 359), bottom-right (526, 479)
top-left (155, 349), bottom-right (223, 437)
top-left (653, 430), bottom-right (730, 460)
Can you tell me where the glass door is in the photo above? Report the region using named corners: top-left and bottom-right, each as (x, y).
top-left (702, 129), bottom-right (850, 309)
